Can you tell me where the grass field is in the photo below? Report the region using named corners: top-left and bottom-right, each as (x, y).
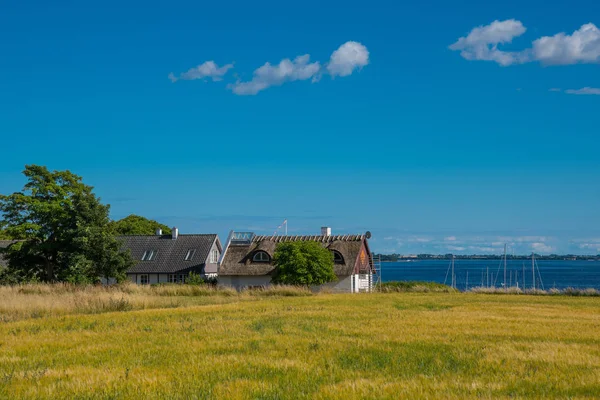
top-left (1, 286), bottom-right (599, 399)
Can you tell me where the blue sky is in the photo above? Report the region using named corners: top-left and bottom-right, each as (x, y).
top-left (1, 0), bottom-right (599, 255)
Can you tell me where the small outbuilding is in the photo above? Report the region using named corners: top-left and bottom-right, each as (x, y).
top-left (218, 229), bottom-right (375, 292)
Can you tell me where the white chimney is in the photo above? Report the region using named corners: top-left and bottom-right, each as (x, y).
top-left (155, 228), bottom-right (162, 236)
top-left (172, 227), bottom-right (178, 240)
top-left (321, 226), bottom-right (331, 236)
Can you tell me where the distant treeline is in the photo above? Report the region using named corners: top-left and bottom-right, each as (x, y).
top-left (375, 253), bottom-right (600, 262)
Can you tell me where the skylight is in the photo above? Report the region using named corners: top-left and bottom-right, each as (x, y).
top-left (142, 250), bottom-right (157, 261)
top-left (184, 249), bottom-right (196, 261)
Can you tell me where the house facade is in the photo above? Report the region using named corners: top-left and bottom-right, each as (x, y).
top-left (121, 228), bottom-right (221, 284)
top-left (218, 229), bottom-right (375, 292)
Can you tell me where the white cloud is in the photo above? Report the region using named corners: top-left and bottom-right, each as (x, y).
top-left (444, 236), bottom-right (457, 241)
top-left (449, 19), bottom-right (528, 66)
top-left (467, 246), bottom-right (499, 253)
top-left (565, 87), bottom-right (600, 95)
top-left (172, 41), bottom-right (369, 95)
top-left (451, 21), bottom-right (600, 67)
top-left (407, 236), bottom-right (433, 243)
top-left (531, 242), bottom-right (554, 253)
top-left (533, 23), bottom-right (600, 65)
top-left (447, 245), bottom-right (466, 251)
top-left (579, 243), bottom-right (600, 250)
top-left (228, 54), bottom-right (321, 95)
top-left (327, 41), bottom-right (370, 77)
top-left (548, 88), bottom-right (562, 92)
top-left (169, 61), bottom-right (234, 83)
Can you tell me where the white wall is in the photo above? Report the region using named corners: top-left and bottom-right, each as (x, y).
top-left (319, 275), bottom-right (353, 292)
top-left (205, 241), bottom-right (220, 275)
top-left (219, 275), bottom-right (272, 290)
top-left (219, 274), bottom-right (355, 293)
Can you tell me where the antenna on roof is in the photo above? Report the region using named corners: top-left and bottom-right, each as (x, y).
top-left (273, 219), bottom-right (288, 236)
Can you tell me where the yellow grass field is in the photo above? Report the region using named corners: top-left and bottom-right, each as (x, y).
top-left (1, 286), bottom-right (599, 399)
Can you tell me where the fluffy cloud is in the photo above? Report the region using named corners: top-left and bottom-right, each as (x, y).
top-left (533, 23), bottom-right (600, 65)
top-left (327, 41), bottom-right (370, 77)
top-left (450, 21), bottom-right (600, 67)
top-left (565, 87), bottom-right (600, 95)
top-left (444, 236), bottom-right (457, 241)
top-left (531, 242), bottom-right (555, 253)
top-left (171, 41), bottom-right (369, 95)
top-left (228, 55), bottom-right (321, 95)
top-left (169, 61), bottom-right (234, 83)
top-left (449, 19), bottom-right (527, 66)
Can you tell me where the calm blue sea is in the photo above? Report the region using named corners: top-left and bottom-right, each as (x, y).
top-left (380, 259), bottom-right (600, 290)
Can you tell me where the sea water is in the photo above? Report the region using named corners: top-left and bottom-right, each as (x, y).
top-left (380, 259), bottom-right (600, 290)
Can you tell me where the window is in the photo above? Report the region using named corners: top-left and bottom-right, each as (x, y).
top-left (332, 251), bottom-right (344, 264)
top-left (184, 249), bottom-right (196, 261)
top-left (140, 274), bottom-right (149, 285)
top-left (168, 274), bottom-right (186, 283)
top-left (210, 249), bottom-right (219, 263)
top-left (252, 251), bottom-right (270, 263)
top-left (142, 250), bottom-right (157, 261)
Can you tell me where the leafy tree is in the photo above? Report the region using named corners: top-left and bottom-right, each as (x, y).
top-left (271, 241), bottom-right (337, 286)
top-left (0, 165), bottom-right (133, 283)
top-left (109, 215), bottom-right (171, 236)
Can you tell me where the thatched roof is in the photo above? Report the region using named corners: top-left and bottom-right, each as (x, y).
top-left (219, 234), bottom-right (371, 277)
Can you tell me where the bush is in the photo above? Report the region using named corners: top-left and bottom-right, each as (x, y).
top-left (271, 241), bottom-right (337, 286)
top-left (378, 281), bottom-right (456, 293)
top-left (185, 272), bottom-right (205, 285)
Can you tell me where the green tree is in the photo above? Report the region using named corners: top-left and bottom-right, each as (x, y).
top-left (0, 165), bottom-right (133, 283)
top-left (271, 241), bottom-right (337, 286)
top-left (109, 215), bottom-right (171, 235)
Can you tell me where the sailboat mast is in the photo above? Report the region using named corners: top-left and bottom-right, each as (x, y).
top-left (451, 255), bottom-right (455, 289)
top-left (504, 244), bottom-right (507, 291)
top-left (532, 252), bottom-right (536, 291)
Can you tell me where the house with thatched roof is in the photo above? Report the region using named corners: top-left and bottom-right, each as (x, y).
top-left (218, 228), bottom-right (375, 292)
top-left (121, 228), bottom-right (222, 284)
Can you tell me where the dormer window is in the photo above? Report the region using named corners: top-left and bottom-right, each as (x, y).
top-left (332, 250), bottom-right (344, 264)
top-left (184, 249), bottom-right (196, 261)
top-left (142, 250), bottom-right (157, 261)
top-left (252, 251), bottom-right (271, 263)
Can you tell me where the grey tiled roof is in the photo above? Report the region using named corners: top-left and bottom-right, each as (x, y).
top-left (120, 234), bottom-right (219, 274)
top-left (220, 234), bottom-right (371, 277)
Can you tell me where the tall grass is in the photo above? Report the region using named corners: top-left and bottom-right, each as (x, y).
top-left (469, 286), bottom-right (600, 296)
top-left (377, 280), bottom-right (456, 293)
top-left (1, 292), bottom-right (599, 399)
top-left (0, 283), bottom-right (311, 323)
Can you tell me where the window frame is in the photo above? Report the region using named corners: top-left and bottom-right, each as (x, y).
top-left (142, 250), bottom-right (157, 261)
top-left (140, 274), bottom-right (149, 285)
top-left (252, 251), bottom-right (271, 263)
top-left (184, 249), bottom-right (196, 261)
top-left (210, 249), bottom-right (219, 263)
top-left (332, 250), bottom-right (344, 264)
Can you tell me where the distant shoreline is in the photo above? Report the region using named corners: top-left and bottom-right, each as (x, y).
top-left (378, 255), bottom-right (600, 262)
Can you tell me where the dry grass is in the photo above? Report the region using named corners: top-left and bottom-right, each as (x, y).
top-left (1, 287), bottom-right (599, 399)
top-left (470, 286), bottom-right (600, 296)
top-left (0, 283), bottom-right (311, 323)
